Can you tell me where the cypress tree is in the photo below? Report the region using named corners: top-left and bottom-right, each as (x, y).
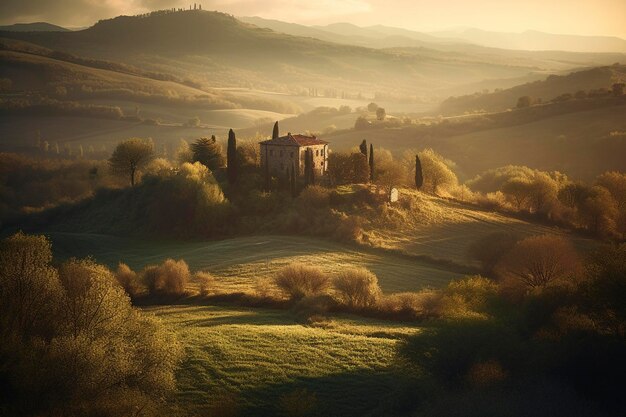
top-left (309, 150), bottom-right (316, 186)
top-left (304, 149), bottom-right (315, 187)
top-left (290, 162), bottom-right (297, 197)
top-left (369, 144), bottom-right (375, 182)
top-left (263, 146), bottom-right (270, 192)
top-left (415, 154), bottom-right (424, 190)
top-left (272, 121), bottom-right (279, 139)
top-left (227, 129), bottom-right (237, 185)
top-left (359, 140), bottom-right (367, 157)
top-left (304, 149), bottom-right (311, 186)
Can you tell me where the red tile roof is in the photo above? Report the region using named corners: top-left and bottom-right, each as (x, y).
top-left (260, 133), bottom-right (328, 147)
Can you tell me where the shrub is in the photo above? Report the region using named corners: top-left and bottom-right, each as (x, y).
top-left (113, 262), bottom-right (141, 297)
top-left (195, 271), bottom-right (214, 296)
top-left (440, 276), bottom-right (500, 318)
top-left (274, 263), bottom-right (330, 300)
top-left (333, 267), bottom-right (381, 309)
top-left (143, 258), bottom-right (190, 296)
top-left (497, 235), bottom-right (581, 289)
top-left (293, 294), bottom-right (337, 321)
top-left (379, 290), bottom-right (440, 319)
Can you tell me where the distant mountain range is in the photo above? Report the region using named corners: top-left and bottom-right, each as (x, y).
top-left (0, 22), bottom-right (69, 32)
top-left (241, 16), bottom-right (626, 54)
top-left (1, 10), bottom-right (625, 104)
top-left (429, 28), bottom-right (626, 54)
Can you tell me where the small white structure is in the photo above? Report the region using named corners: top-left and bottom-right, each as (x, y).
top-left (390, 187), bottom-right (399, 203)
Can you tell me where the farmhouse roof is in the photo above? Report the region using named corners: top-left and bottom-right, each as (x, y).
top-left (260, 133), bottom-right (328, 147)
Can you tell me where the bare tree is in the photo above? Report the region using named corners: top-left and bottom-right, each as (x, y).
top-left (109, 138), bottom-right (154, 186)
top-left (498, 234), bottom-right (580, 289)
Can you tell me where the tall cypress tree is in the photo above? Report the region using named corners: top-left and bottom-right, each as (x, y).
top-left (263, 146), bottom-right (270, 192)
top-left (227, 129), bottom-right (237, 185)
top-left (290, 162), bottom-right (297, 197)
top-left (304, 149), bottom-right (310, 186)
top-left (359, 140), bottom-right (367, 157)
top-left (304, 149), bottom-right (315, 187)
top-left (272, 121), bottom-right (279, 139)
top-left (369, 144), bottom-right (375, 182)
top-left (415, 154), bottom-right (424, 190)
top-left (309, 150), bottom-right (316, 186)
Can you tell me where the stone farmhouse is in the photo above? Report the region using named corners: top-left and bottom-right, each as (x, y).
top-left (260, 133), bottom-right (328, 177)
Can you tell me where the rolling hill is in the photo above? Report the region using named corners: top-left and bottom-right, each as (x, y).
top-left (0, 9), bottom-right (610, 101)
top-left (440, 64), bottom-right (626, 114)
top-left (325, 101), bottom-right (626, 181)
top-left (0, 22), bottom-right (69, 32)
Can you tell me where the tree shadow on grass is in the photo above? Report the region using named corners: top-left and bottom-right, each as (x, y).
top-left (231, 368), bottom-right (418, 417)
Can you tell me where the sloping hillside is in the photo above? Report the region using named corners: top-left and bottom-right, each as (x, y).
top-left (0, 10), bottom-right (576, 99)
top-left (440, 64), bottom-right (626, 114)
top-left (0, 22), bottom-right (69, 32)
top-left (325, 102), bottom-right (626, 180)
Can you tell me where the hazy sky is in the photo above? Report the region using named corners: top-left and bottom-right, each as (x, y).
top-left (1, 0), bottom-right (625, 38)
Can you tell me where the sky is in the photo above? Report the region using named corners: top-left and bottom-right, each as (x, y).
top-left (1, 0), bottom-right (625, 38)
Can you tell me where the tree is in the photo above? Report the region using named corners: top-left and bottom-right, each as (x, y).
top-left (227, 129), bottom-right (237, 185)
top-left (0, 232), bottom-right (61, 339)
top-left (369, 144), bottom-right (375, 182)
top-left (418, 148), bottom-right (457, 195)
top-left (376, 107), bottom-right (386, 121)
top-left (376, 162), bottom-right (406, 201)
top-left (359, 140), bottom-right (368, 157)
top-left (191, 136), bottom-right (225, 171)
top-left (579, 186), bottom-right (618, 235)
top-left (328, 152), bottom-right (369, 185)
top-left (328, 152), bottom-right (352, 185)
top-left (414, 154), bottom-right (423, 190)
top-left (290, 162), bottom-right (297, 198)
top-left (502, 179), bottom-right (533, 211)
top-left (516, 96), bottom-right (533, 108)
top-left (352, 153), bottom-right (370, 183)
top-left (272, 121), bottom-right (280, 139)
top-left (109, 138), bottom-right (154, 186)
top-left (304, 149), bottom-right (315, 187)
top-left (176, 139), bottom-right (193, 165)
top-left (367, 102), bottom-right (378, 112)
top-left (528, 173), bottom-right (558, 213)
top-left (596, 171), bottom-right (626, 210)
top-left (612, 83), bottom-right (625, 97)
top-left (309, 150), bottom-right (316, 186)
top-left (0, 233), bottom-right (182, 416)
top-left (354, 116), bottom-right (371, 130)
top-left (498, 234), bottom-right (581, 289)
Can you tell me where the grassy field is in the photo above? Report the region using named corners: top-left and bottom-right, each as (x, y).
top-left (366, 191), bottom-right (596, 267)
top-left (47, 233), bottom-right (464, 293)
top-left (145, 304), bottom-right (419, 417)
